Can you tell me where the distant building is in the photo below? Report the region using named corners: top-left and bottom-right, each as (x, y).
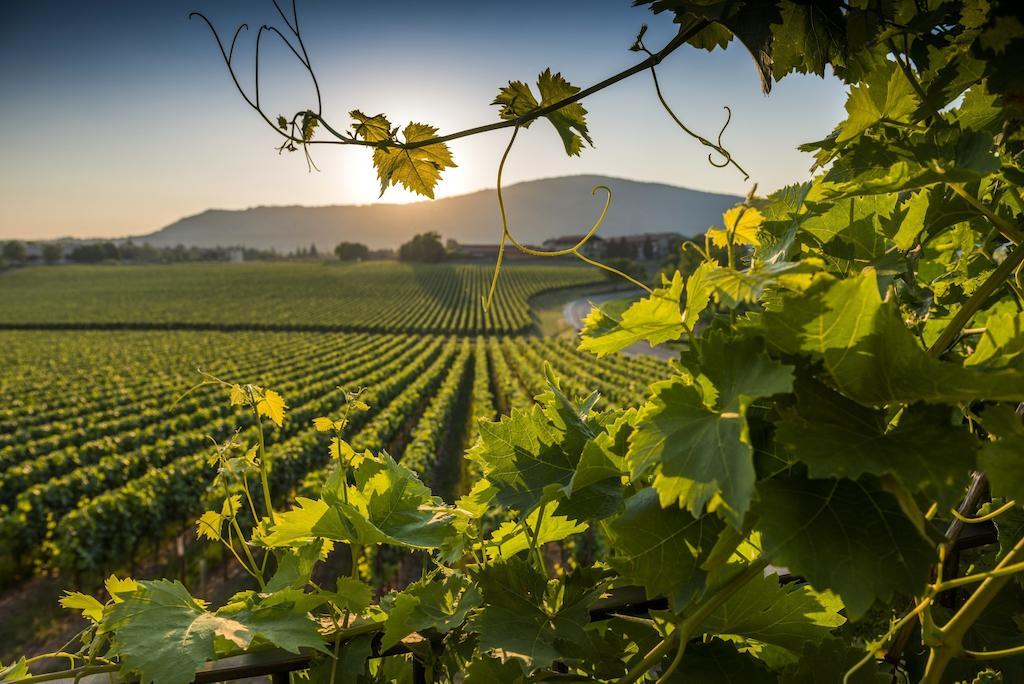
top-left (227, 248), bottom-right (245, 263)
top-left (600, 233), bottom-right (684, 260)
top-left (450, 243), bottom-right (538, 260)
top-left (541, 235), bottom-right (606, 258)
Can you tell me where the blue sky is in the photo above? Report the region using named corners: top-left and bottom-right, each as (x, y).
top-left (0, 1), bottom-right (847, 240)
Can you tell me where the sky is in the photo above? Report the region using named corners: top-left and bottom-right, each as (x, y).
top-left (0, 1), bottom-right (848, 241)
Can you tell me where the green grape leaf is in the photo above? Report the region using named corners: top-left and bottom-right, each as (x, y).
top-left (755, 476), bottom-right (934, 620)
top-left (758, 269), bottom-right (1024, 405)
top-left (216, 592), bottom-right (327, 655)
top-left (370, 122), bottom-right (456, 199)
top-left (469, 377), bottom-right (605, 514)
top-left (663, 637), bottom-right (776, 683)
top-left (579, 271), bottom-right (684, 357)
top-left (381, 573), bottom-right (481, 651)
top-left (836, 62), bottom-right (918, 143)
top-left (493, 68), bottom-right (592, 156)
top-left (703, 570), bottom-right (845, 652)
top-left (781, 639), bottom-right (891, 683)
top-left (628, 336), bottom-right (792, 527)
top-left (486, 508), bottom-right (587, 561)
top-left (264, 454), bottom-right (456, 549)
top-left (601, 488), bottom-right (722, 606)
top-left (469, 559), bottom-right (606, 673)
top-left (978, 406), bottom-right (1024, 503)
top-left (105, 581), bottom-right (251, 684)
top-left (0, 659), bottom-right (29, 683)
top-left (323, 577), bottom-right (373, 616)
top-left (776, 378), bottom-right (976, 507)
top-left (966, 312), bottom-right (1024, 369)
top-left (265, 541), bottom-right (326, 592)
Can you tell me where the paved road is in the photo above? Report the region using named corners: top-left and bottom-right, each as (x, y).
top-left (563, 291), bottom-right (677, 360)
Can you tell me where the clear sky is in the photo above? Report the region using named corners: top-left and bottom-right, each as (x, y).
top-left (0, 1), bottom-right (847, 241)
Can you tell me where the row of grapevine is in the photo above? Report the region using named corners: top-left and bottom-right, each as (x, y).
top-left (0, 262), bottom-right (603, 334)
top-left (0, 329), bottom-right (660, 583)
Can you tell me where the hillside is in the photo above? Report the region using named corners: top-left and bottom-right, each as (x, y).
top-left (134, 175), bottom-right (741, 251)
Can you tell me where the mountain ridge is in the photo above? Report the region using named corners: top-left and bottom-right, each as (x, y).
top-left (135, 175), bottom-right (742, 251)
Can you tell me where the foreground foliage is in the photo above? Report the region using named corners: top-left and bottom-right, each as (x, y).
top-left (5, 0), bottom-right (1024, 682)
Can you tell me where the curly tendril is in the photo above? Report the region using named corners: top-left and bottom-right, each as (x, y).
top-left (482, 128), bottom-right (652, 312)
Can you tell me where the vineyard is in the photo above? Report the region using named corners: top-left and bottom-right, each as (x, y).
top-left (0, 328), bottom-right (663, 584)
top-left (0, 262), bottom-right (603, 333)
top-left (5, 0), bottom-right (1024, 683)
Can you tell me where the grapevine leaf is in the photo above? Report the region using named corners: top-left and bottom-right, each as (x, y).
top-left (349, 110), bottom-right (391, 143)
top-left (59, 591), bottom-right (105, 622)
top-left (257, 389), bottom-right (286, 427)
top-left (105, 580), bottom-right (250, 684)
top-left (781, 639), bottom-right (891, 683)
top-left (628, 336), bottom-right (792, 527)
top-left (578, 271), bottom-right (684, 357)
top-left (966, 312), bottom-right (1024, 369)
top-left (371, 122), bottom-right (456, 199)
top-left (493, 68), bottom-right (592, 156)
top-left (707, 206), bottom-right (764, 248)
top-left (601, 488), bottom-right (722, 606)
top-left (662, 637), bottom-right (776, 683)
top-left (758, 269), bottom-right (1024, 405)
top-left (835, 62), bottom-right (918, 143)
top-left (105, 575), bottom-right (139, 601)
top-left (265, 541), bottom-right (325, 592)
top-left (322, 453), bottom-right (457, 548)
top-left (775, 378), bottom-right (976, 507)
top-left (469, 382), bottom-right (605, 514)
top-left (683, 261), bottom-right (717, 328)
top-left (469, 559), bottom-right (606, 673)
top-left (0, 659), bottom-right (29, 682)
top-left (978, 405), bottom-right (1024, 503)
top-left (216, 593), bottom-right (326, 655)
top-left (755, 476), bottom-right (934, 620)
top-left (380, 573), bottom-right (481, 651)
top-left (486, 508), bottom-right (587, 561)
top-left (702, 570), bottom-right (845, 652)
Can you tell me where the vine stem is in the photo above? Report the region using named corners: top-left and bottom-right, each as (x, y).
top-left (271, 20), bottom-right (708, 151)
top-left (928, 242), bottom-right (1024, 357)
top-left (922, 534), bottom-right (1024, 683)
top-left (615, 558), bottom-right (769, 684)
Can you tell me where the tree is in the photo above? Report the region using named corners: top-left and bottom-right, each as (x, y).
top-left (2, 240), bottom-right (26, 262)
top-left (334, 241), bottom-right (369, 261)
top-left (42, 243), bottom-right (63, 264)
top-left (69, 242), bottom-right (120, 263)
top-left (398, 232), bottom-right (446, 262)
top-left (309, 242), bottom-right (318, 257)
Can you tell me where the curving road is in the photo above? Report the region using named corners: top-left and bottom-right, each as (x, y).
top-left (562, 291), bottom-right (677, 360)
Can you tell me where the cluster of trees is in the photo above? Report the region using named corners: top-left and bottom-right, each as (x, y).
top-left (397, 232), bottom-right (446, 262)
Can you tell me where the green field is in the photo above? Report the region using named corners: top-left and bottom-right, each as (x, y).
top-left (0, 262), bottom-right (661, 593)
top-left (0, 262), bottom-right (603, 333)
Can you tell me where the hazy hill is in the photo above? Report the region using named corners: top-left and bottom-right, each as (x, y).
top-left (135, 175), bottom-right (741, 251)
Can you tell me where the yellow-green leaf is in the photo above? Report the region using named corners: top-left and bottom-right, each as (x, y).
top-left (60, 591), bottom-right (105, 622)
top-left (229, 384), bottom-right (247, 406)
top-left (196, 510), bottom-right (223, 541)
top-left (708, 206), bottom-right (764, 248)
top-left (372, 122), bottom-right (456, 199)
top-left (105, 575), bottom-right (139, 602)
top-left (257, 389), bottom-right (286, 427)
top-left (312, 417), bottom-right (335, 432)
top-left (350, 110), bottom-right (391, 143)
